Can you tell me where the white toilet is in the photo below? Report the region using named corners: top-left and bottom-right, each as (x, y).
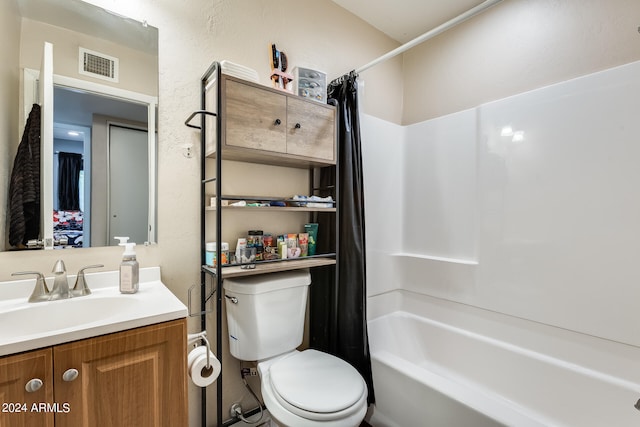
top-left (224, 270), bottom-right (368, 427)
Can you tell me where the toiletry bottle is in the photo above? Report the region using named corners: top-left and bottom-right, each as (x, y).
top-left (119, 242), bottom-right (139, 294)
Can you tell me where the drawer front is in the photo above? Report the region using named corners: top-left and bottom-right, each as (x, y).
top-left (225, 79), bottom-right (287, 154)
top-left (286, 97), bottom-right (335, 162)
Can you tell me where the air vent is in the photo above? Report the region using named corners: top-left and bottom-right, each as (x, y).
top-left (79, 47), bottom-right (119, 83)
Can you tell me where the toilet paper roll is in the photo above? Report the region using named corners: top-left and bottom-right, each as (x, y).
top-left (188, 346), bottom-right (221, 387)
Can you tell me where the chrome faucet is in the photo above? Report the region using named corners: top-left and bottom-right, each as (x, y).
top-left (11, 261), bottom-right (104, 302)
top-left (48, 259), bottom-right (71, 301)
top-left (10, 271), bottom-right (50, 302)
top-left (71, 264), bottom-right (104, 297)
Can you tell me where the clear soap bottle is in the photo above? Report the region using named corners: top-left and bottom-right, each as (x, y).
top-left (119, 242), bottom-right (139, 294)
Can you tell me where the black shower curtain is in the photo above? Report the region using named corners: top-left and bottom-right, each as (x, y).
top-left (58, 152), bottom-right (83, 211)
top-left (310, 71), bottom-right (375, 404)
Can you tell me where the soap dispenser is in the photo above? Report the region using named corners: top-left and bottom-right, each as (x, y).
top-left (115, 236), bottom-right (139, 294)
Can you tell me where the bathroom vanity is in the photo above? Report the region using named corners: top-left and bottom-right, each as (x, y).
top-left (0, 267), bottom-right (188, 427)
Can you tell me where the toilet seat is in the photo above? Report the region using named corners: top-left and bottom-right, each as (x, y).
top-left (261, 350), bottom-right (368, 424)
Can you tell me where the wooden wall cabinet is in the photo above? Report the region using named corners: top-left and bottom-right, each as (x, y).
top-left (215, 76), bottom-right (336, 166)
top-left (0, 319), bottom-right (187, 427)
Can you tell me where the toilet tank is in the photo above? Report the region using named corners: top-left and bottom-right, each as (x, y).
top-left (223, 270), bottom-right (311, 361)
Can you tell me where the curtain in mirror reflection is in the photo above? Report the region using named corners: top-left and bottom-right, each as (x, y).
top-left (57, 152), bottom-right (82, 210)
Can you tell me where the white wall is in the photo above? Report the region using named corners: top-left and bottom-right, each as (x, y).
top-left (388, 60), bottom-right (640, 347)
top-left (402, 109), bottom-right (477, 261)
top-left (474, 61), bottom-right (640, 346)
top-left (360, 113), bottom-right (404, 297)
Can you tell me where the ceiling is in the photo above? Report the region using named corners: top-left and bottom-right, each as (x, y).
top-left (332, 0), bottom-right (489, 43)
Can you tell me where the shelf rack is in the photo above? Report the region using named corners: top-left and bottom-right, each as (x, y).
top-left (186, 61), bottom-right (339, 427)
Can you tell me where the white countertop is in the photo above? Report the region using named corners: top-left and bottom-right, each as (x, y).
top-left (0, 267), bottom-right (187, 356)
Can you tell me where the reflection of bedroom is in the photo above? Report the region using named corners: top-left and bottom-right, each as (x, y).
top-left (53, 127), bottom-right (86, 248)
top-left (53, 86), bottom-right (149, 249)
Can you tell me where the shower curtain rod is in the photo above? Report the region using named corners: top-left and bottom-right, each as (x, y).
top-left (353, 0), bottom-right (504, 75)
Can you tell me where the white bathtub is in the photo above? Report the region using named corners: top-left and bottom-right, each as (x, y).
top-left (367, 308), bottom-right (640, 427)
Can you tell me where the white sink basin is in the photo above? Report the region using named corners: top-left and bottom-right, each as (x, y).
top-left (0, 267), bottom-right (187, 356)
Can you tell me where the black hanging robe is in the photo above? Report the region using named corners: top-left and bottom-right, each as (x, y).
top-left (8, 104), bottom-right (41, 247)
top-left (310, 71), bottom-right (375, 404)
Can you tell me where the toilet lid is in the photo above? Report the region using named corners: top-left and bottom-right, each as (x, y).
top-left (269, 349), bottom-right (366, 415)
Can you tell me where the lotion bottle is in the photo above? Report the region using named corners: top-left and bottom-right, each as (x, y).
top-left (115, 237), bottom-right (139, 294)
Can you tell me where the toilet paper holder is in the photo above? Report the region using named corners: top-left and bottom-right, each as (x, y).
top-left (187, 331), bottom-right (212, 370)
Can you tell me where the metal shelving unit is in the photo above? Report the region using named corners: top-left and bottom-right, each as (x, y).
top-left (186, 61), bottom-right (338, 427)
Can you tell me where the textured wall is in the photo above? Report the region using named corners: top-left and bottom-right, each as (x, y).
top-left (402, 0), bottom-right (640, 125)
top-left (19, 18), bottom-right (158, 96)
top-left (0, 0), bottom-right (21, 251)
top-left (0, 1), bottom-right (401, 425)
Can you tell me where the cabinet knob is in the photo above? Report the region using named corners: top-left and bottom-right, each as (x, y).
top-left (25, 378), bottom-right (43, 393)
top-left (274, 119), bottom-right (282, 126)
top-left (294, 123), bottom-right (301, 129)
top-left (62, 368), bottom-right (79, 382)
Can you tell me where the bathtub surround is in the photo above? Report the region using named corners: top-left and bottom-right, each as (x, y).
top-left (363, 58), bottom-right (640, 424)
top-left (365, 57), bottom-right (640, 347)
top-left (361, 1), bottom-right (640, 422)
top-left (363, 39), bottom-right (640, 426)
top-left (310, 71), bottom-right (375, 405)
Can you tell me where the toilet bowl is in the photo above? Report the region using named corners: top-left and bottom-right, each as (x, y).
top-left (258, 350), bottom-right (368, 427)
top-left (223, 271), bottom-right (368, 427)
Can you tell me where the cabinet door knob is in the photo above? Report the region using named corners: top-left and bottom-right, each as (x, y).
top-left (62, 368), bottom-right (79, 382)
top-left (25, 378), bottom-right (43, 393)
top-left (294, 123), bottom-right (301, 129)
top-left (24, 378), bottom-right (44, 393)
top-left (274, 119), bottom-right (281, 126)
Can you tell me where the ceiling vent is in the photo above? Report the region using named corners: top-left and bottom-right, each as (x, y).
top-left (79, 47), bottom-right (119, 83)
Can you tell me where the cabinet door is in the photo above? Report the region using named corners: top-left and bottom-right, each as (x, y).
top-left (224, 79), bottom-right (287, 154)
top-left (53, 319), bottom-right (187, 427)
top-left (0, 348), bottom-right (54, 427)
top-left (286, 97), bottom-right (336, 162)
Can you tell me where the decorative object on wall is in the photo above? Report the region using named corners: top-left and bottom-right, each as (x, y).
top-left (310, 70), bottom-right (375, 405)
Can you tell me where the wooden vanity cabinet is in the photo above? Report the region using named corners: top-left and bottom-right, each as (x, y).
top-left (218, 76), bottom-right (336, 166)
top-left (54, 319), bottom-right (187, 427)
top-left (0, 348), bottom-right (54, 427)
top-left (0, 319), bottom-right (186, 427)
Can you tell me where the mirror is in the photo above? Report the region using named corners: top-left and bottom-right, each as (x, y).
top-left (5, 0), bottom-right (158, 250)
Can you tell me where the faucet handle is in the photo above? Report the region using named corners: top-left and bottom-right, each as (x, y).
top-left (11, 271), bottom-right (50, 303)
top-left (52, 259), bottom-right (66, 274)
top-left (71, 264), bottom-right (104, 297)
